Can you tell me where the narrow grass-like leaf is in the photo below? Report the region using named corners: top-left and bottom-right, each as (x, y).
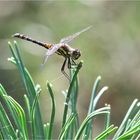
top-left (24, 94), bottom-right (31, 133)
top-left (70, 67), bottom-right (79, 109)
top-left (84, 83), bottom-right (108, 139)
top-left (104, 104), bottom-right (111, 130)
top-left (124, 109), bottom-right (140, 132)
top-left (0, 84), bottom-right (19, 139)
top-left (95, 125), bottom-right (118, 140)
top-left (135, 133), bottom-right (140, 140)
top-left (8, 41), bottom-right (45, 139)
top-left (0, 102), bottom-right (17, 139)
top-left (0, 123), bottom-right (7, 140)
top-left (30, 92), bottom-right (41, 139)
top-left (65, 67), bottom-right (80, 139)
top-left (88, 76), bottom-right (102, 114)
top-left (47, 82), bottom-right (56, 139)
top-left (30, 87), bottom-right (41, 114)
top-left (83, 76), bottom-right (101, 139)
top-left (113, 99), bottom-right (140, 140)
top-left (75, 107), bottom-right (110, 140)
top-left (3, 95), bottom-right (28, 140)
top-left (59, 113), bottom-right (77, 140)
top-left (93, 86), bottom-right (109, 110)
top-left (24, 94), bottom-right (32, 136)
top-left (0, 131), bottom-right (4, 140)
top-left (44, 123), bottom-right (50, 139)
top-left (62, 61), bottom-right (83, 128)
top-left (24, 95), bottom-right (31, 119)
top-left (117, 122), bottom-right (140, 140)
top-left (113, 99), bottom-right (138, 139)
top-left (123, 119), bottom-right (131, 133)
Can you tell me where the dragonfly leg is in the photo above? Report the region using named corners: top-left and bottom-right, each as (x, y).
top-left (71, 59), bottom-right (77, 65)
top-left (61, 58), bottom-right (70, 80)
top-left (68, 58), bottom-right (77, 69)
top-left (68, 57), bottom-right (72, 69)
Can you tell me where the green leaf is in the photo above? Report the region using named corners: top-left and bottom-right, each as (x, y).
top-left (0, 84), bottom-right (17, 139)
top-left (84, 76), bottom-right (108, 140)
top-left (75, 107), bottom-right (110, 140)
top-left (117, 122), bottom-right (140, 140)
top-left (3, 95), bottom-right (28, 140)
top-left (95, 125), bottom-right (118, 140)
top-left (59, 113), bottom-right (77, 140)
top-left (113, 99), bottom-right (138, 140)
top-left (46, 82), bottom-right (56, 139)
top-left (8, 41), bottom-right (45, 139)
top-left (62, 61), bottom-right (83, 128)
top-left (43, 123), bottom-right (50, 139)
top-left (0, 102), bottom-right (17, 139)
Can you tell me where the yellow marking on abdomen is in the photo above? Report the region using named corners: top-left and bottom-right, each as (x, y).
top-left (44, 44), bottom-right (52, 49)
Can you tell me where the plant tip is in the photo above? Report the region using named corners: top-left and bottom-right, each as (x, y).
top-left (64, 102), bottom-right (68, 105)
top-left (14, 40), bottom-right (17, 44)
top-left (134, 98), bottom-right (138, 103)
top-left (49, 83), bottom-right (53, 87)
top-left (7, 57), bottom-right (14, 61)
top-left (46, 81), bottom-right (53, 87)
top-left (8, 41), bottom-right (11, 45)
top-left (47, 123), bottom-right (50, 126)
top-left (80, 60), bottom-right (84, 63)
top-left (137, 102), bottom-right (140, 106)
top-left (98, 75), bottom-right (101, 80)
top-left (43, 124), bottom-right (47, 127)
top-left (105, 103), bottom-right (111, 108)
top-left (36, 84), bottom-right (41, 88)
top-left (24, 94), bottom-right (27, 97)
top-left (104, 86), bottom-right (109, 90)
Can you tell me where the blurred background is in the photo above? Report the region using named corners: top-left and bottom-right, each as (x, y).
top-left (0, 0), bottom-right (140, 138)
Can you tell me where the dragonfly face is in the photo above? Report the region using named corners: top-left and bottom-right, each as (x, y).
top-left (71, 49), bottom-right (81, 60)
top-left (13, 26), bottom-right (91, 80)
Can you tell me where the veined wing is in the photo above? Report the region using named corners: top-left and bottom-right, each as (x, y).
top-left (60, 25), bottom-right (92, 44)
top-left (41, 44), bottom-right (61, 67)
top-left (46, 44), bottom-right (61, 56)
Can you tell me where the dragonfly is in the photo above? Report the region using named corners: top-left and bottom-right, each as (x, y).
top-left (13, 26), bottom-right (92, 79)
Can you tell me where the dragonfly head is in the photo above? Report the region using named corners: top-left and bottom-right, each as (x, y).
top-left (71, 49), bottom-right (81, 60)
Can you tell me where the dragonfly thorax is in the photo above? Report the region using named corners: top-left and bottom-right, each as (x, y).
top-left (60, 44), bottom-right (81, 60)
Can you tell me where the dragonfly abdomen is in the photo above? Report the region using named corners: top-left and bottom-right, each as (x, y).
top-left (13, 33), bottom-right (48, 49)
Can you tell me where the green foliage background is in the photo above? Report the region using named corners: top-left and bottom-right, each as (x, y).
top-left (0, 0), bottom-right (140, 137)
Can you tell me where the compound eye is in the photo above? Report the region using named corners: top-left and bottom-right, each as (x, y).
top-left (72, 49), bottom-right (81, 60)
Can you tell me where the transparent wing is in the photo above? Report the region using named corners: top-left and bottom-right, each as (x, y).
top-left (41, 53), bottom-right (49, 67)
top-left (41, 44), bottom-right (60, 67)
top-left (46, 44), bottom-right (61, 56)
top-left (60, 25), bottom-right (92, 44)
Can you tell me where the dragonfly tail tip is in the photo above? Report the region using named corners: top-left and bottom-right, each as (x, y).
top-left (12, 33), bottom-right (20, 38)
